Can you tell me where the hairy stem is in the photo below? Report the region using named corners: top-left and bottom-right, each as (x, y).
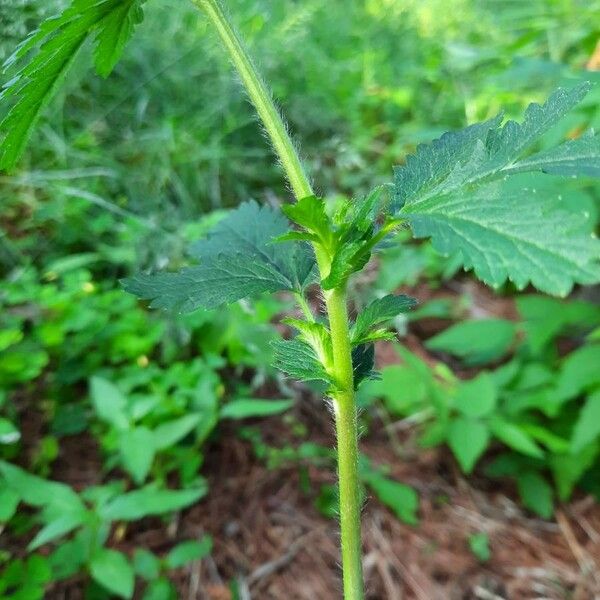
top-left (190, 0), bottom-right (312, 200)
top-left (191, 1), bottom-right (364, 597)
top-left (326, 287), bottom-right (365, 600)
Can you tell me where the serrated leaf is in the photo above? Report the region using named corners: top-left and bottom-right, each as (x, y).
top-left (283, 318), bottom-right (333, 370)
top-left (506, 130), bottom-right (600, 177)
top-left (321, 241), bottom-right (370, 290)
top-left (123, 202), bottom-right (315, 312)
top-left (394, 84), bottom-right (600, 296)
top-left (90, 549), bottom-right (134, 599)
top-left (351, 294), bottom-right (416, 344)
top-left (281, 195), bottom-right (331, 243)
top-left (93, 0), bottom-right (147, 77)
top-left (271, 337), bottom-right (334, 384)
top-left (0, 0), bottom-right (147, 171)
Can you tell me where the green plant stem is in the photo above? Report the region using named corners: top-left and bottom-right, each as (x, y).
top-left (326, 287), bottom-right (364, 600)
top-left (190, 2), bottom-right (364, 597)
top-left (190, 0), bottom-right (312, 201)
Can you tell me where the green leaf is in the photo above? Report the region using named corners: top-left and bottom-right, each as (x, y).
top-left (0, 0), bottom-right (147, 171)
top-left (28, 512), bottom-right (86, 551)
top-left (554, 343), bottom-right (600, 403)
top-left (281, 195), bottom-right (332, 243)
top-left (90, 549), bottom-right (134, 599)
top-left (0, 461), bottom-right (83, 511)
top-left (516, 295), bottom-right (600, 354)
top-left (0, 488), bottom-right (20, 522)
top-left (489, 417), bottom-right (544, 458)
top-left (468, 532), bottom-right (491, 562)
top-left (453, 373), bottom-right (497, 418)
top-left (220, 398), bottom-right (293, 419)
top-left (271, 337), bottom-right (334, 384)
top-left (0, 418), bottom-right (20, 444)
top-left (363, 472), bottom-right (419, 525)
top-left (447, 417), bottom-right (490, 473)
top-left (517, 471), bottom-right (553, 518)
top-left (123, 202), bottom-right (315, 312)
top-left (142, 578), bottom-right (176, 600)
top-left (164, 536), bottom-right (212, 569)
top-left (351, 294), bottom-right (416, 344)
top-left (100, 486), bottom-right (206, 521)
top-left (571, 389), bottom-right (600, 453)
top-left (426, 319), bottom-right (516, 365)
top-left (505, 130), bottom-right (600, 178)
top-left (90, 376), bottom-right (129, 429)
top-left (283, 318), bottom-right (334, 371)
top-left (152, 414), bottom-right (201, 451)
top-left (321, 241), bottom-right (370, 290)
top-left (550, 444), bottom-right (598, 501)
top-left (92, 1), bottom-right (146, 78)
top-left (133, 549), bottom-right (161, 581)
top-left (119, 427), bottom-right (155, 484)
top-left (394, 84), bottom-right (600, 296)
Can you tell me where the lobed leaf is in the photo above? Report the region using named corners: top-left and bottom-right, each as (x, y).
top-left (123, 201), bottom-right (316, 312)
top-left (0, 0), bottom-right (147, 171)
top-left (393, 83), bottom-right (600, 296)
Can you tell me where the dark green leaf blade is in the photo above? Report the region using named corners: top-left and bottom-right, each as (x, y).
top-left (401, 176), bottom-right (600, 296)
top-left (271, 338), bottom-right (334, 384)
top-left (393, 84), bottom-right (600, 296)
top-left (505, 131), bottom-right (600, 178)
top-left (189, 200), bottom-right (315, 290)
top-left (351, 294), bottom-right (416, 343)
top-left (122, 256), bottom-right (291, 312)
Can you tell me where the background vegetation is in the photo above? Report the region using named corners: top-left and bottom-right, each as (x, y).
top-left (1, 0), bottom-right (600, 598)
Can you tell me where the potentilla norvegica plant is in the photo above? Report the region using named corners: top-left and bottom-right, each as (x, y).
top-left (1, 1), bottom-right (600, 598)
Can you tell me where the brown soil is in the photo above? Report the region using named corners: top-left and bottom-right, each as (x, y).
top-left (15, 278), bottom-right (600, 599)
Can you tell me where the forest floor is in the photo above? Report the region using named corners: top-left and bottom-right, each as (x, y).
top-left (40, 279), bottom-right (600, 599)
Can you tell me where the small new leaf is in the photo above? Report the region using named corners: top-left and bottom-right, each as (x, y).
top-left (271, 338), bottom-right (334, 385)
top-left (0, 0), bottom-right (147, 171)
top-left (393, 83), bottom-right (600, 296)
top-left (281, 195), bottom-right (332, 246)
top-left (283, 318), bottom-right (334, 372)
top-left (351, 294), bottom-right (416, 344)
